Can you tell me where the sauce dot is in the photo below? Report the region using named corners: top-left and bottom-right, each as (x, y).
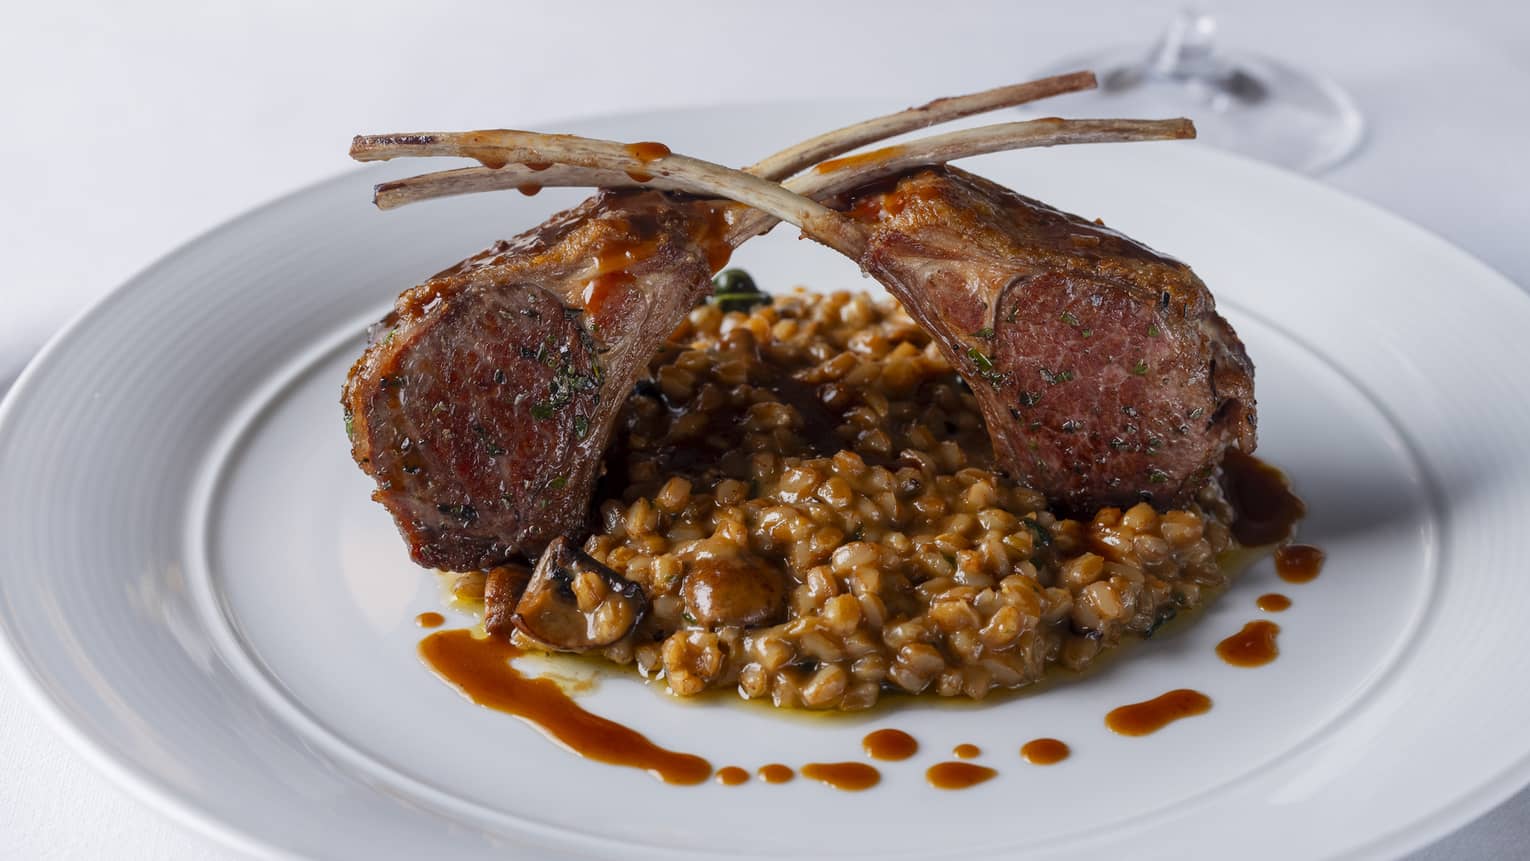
top-left (1256, 593), bottom-right (1292, 612)
top-left (862, 729), bottom-right (918, 761)
top-left (1105, 689), bottom-right (1212, 736)
top-left (952, 743), bottom-right (981, 759)
top-left (1020, 738), bottom-right (1070, 765)
top-left (801, 762), bottom-right (880, 791)
top-left (715, 766), bottom-right (749, 786)
top-left (926, 761), bottom-right (997, 789)
top-left (757, 764), bottom-right (794, 784)
top-left (1216, 620), bottom-right (1280, 667)
top-left (1275, 544), bottom-right (1325, 583)
top-left (414, 612), bottom-right (445, 628)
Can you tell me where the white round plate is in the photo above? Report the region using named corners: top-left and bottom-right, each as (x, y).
top-left (2, 102), bottom-right (1527, 860)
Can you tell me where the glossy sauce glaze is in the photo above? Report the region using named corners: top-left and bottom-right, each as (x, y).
top-left (758, 764), bottom-right (795, 784)
top-left (952, 743), bottom-right (981, 759)
top-left (801, 762), bottom-right (881, 791)
top-left (516, 183), bottom-right (542, 197)
top-left (418, 629), bottom-right (711, 784)
top-left (623, 141), bottom-right (672, 182)
top-left (1105, 689), bottom-right (1213, 736)
top-left (1020, 738), bottom-right (1070, 765)
top-left (414, 611), bottom-right (445, 628)
top-left (814, 144), bottom-right (905, 174)
top-left (1216, 620), bottom-right (1281, 667)
top-left (1222, 450), bottom-right (1307, 546)
top-left (926, 761), bottom-right (998, 789)
top-left (1256, 592), bottom-right (1292, 612)
top-left (715, 766), bottom-right (749, 786)
top-left (1275, 544), bottom-right (1326, 583)
top-left (862, 729), bottom-right (918, 761)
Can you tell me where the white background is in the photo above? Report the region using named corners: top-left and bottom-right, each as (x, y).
top-left (2, 1), bottom-right (1527, 857)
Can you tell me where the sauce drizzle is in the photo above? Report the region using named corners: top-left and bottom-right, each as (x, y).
top-left (758, 764), bottom-right (795, 784)
top-left (1105, 689), bottom-right (1212, 736)
top-left (952, 743), bottom-right (981, 759)
top-left (1216, 620), bottom-right (1280, 667)
top-left (1020, 738), bottom-right (1070, 765)
top-left (624, 141), bottom-right (672, 182)
top-left (1256, 593), bottom-right (1292, 612)
top-left (1221, 450), bottom-right (1307, 546)
top-left (715, 766), bottom-right (749, 786)
top-left (926, 761), bottom-right (997, 789)
top-left (1275, 544), bottom-right (1326, 583)
top-left (814, 144), bottom-right (905, 174)
top-left (415, 611), bottom-right (445, 628)
top-left (862, 729), bottom-right (918, 761)
top-left (801, 762), bottom-right (881, 791)
top-left (418, 629), bottom-right (711, 784)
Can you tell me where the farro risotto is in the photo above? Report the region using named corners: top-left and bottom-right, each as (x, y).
top-left (470, 284), bottom-right (1240, 711)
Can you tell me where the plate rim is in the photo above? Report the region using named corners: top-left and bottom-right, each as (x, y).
top-left (1, 98), bottom-right (1528, 860)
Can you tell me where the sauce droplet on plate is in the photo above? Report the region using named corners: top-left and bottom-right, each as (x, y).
top-left (418, 629), bottom-right (711, 784)
top-left (1105, 689), bottom-right (1212, 736)
top-left (926, 761), bottom-right (997, 789)
top-left (1217, 620), bottom-right (1281, 667)
top-left (1275, 543), bottom-right (1325, 583)
top-left (1256, 593), bottom-right (1292, 612)
top-left (757, 764), bottom-right (794, 784)
top-left (715, 766), bottom-right (749, 786)
top-left (801, 762), bottom-right (880, 791)
top-left (952, 743), bottom-right (981, 759)
top-left (862, 729), bottom-right (918, 761)
top-left (415, 611), bottom-right (445, 628)
top-left (1020, 738), bottom-right (1070, 765)
top-left (1221, 450), bottom-right (1307, 546)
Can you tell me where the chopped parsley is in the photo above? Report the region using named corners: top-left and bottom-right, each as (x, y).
top-left (573, 414), bottom-right (589, 438)
top-left (972, 327), bottom-right (995, 340)
top-left (1147, 324), bottom-right (1162, 337)
top-left (1060, 311), bottom-right (1080, 327)
top-left (1131, 359), bottom-right (1149, 375)
top-left (547, 476), bottom-right (568, 490)
top-left (1019, 390), bottom-right (1043, 407)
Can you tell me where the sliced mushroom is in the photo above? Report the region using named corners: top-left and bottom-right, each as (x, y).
top-left (482, 563), bottom-right (533, 636)
top-left (510, 537), bottom-right (647, 651)
top-left (681, 556), bottom-right (787, 628)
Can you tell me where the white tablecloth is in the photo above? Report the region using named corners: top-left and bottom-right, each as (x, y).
top-left (3, 1), bottom-right (1527, 857)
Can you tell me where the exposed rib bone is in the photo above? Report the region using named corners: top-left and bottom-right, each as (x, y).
top-left (352, 130), bottom-right (869, 257)
top-left (360, 119), bottom-right (1195, 252)
top-left (369, 72), bottom-right (1097, 210)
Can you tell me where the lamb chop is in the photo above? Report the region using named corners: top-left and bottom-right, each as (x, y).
top-left (359, 120), bottom-right (1253, 525)
top-left (344, 74), bottom-right (1119, 571)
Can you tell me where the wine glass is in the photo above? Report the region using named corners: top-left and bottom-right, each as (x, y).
top-left (1035, 7), bottom-right (1364, 174)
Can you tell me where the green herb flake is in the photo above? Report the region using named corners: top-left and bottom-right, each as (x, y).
top-left (531, 402), bottom-right (555, 420)
top-left (1131, 359), bottom-right (1149, 375)
top-left (972, 327), bottom-right (995, 340)
top-left (343, 412), bottom-right (355, 440)
top-left (1148, 469), bottom-right (1169, 484)
top-left (573, 414), bottom-right (590, 438)
top-left (1188, 406), bottom-right (1205, 420)
top-left (1147, 324), bottom-right (1162, 338)
top-left (967, 347), bottom-right (995, 372)
top-left (1019, 390), bottom-right (1042, 407)
top-left (547, 475), bottom-right (568, 490)
top-left (1060, 311), bottom-right (1080, 327)
top-left (1081, 328), bottom-right (1092, 338)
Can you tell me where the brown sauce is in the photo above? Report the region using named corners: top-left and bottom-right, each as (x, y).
top-left (814, 144), bottom-right (905, 174)
top-left (1222, 450), bottom-right (1307, 546)
top-left (582, 270), bottom-right (636, 318)
top-left (1216, 620), bottom-right (1280, 667)
top-left (1275, 544), bottom-right (1325, 583)
top-left (623, 141), bottom-right (671, 181)
top-left (1020, 738), bottom-right (1070, 765)
top-left (418, 629), bottom-right (711, 784)
top-left (516, 183), bottom-right (542, 196)
top-left (525, 161), bottom-right (552, 172)
top-left (414, 611), bottom-right (445, 628)
top-left (1257, 593), bottom-right (1292, 612)
top-left (758, 763), bottom-right (795, 784)
top-left (715, 766), bottom-right (749, 786)
top-left (926, 761), bottom-right (997, 789)
top-left (462, 147), bottom-right (509, 170)
top-left (952, 743), bottom-right (981, 759)
top-left (801, 762), bottom-right (881, 791)
top-left (1105, 689), bottom-right (1212, 736)
top-left (862, 728), bottom-right (918, 761)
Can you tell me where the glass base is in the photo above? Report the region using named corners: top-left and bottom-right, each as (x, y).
top-left (1035, 48), bottom-right (1365, 174)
